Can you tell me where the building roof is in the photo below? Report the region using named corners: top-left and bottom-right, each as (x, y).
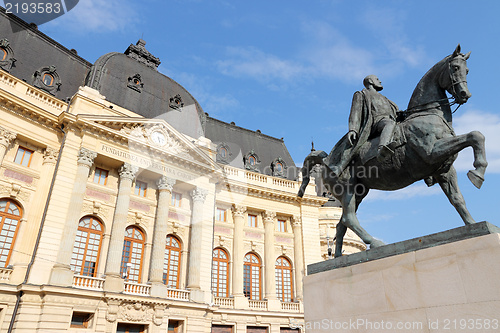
top-left (0, 9), bottom-right (297, 176)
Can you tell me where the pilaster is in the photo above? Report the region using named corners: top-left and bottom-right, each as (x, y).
top-left (292, 215), bottom-right (304, 301)
top-left (187, 187), bottom-right (207, 297)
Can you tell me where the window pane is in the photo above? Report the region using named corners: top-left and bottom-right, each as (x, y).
top-left (14, 147), bottom-right (33, 167)
top-left (0, 200), bottom-right (22, 267)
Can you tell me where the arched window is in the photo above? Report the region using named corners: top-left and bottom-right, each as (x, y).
top-left (243, 253), bottom-right (261, 300)
top-left (275, 256), bottom-right (293, 302)
top-left (0, 199), bottom-right (22, 267)
top-left (120, 226), bottom-right (145, 283)
top-left (163, 235), bottom-right (181, 288)
top-left (211, 248), bottom-right (229, 297)
top-left (70, 216), bottom-right (103, 277)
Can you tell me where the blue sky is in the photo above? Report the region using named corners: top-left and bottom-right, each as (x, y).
top-left (37, 0), bottom-right (500, 244)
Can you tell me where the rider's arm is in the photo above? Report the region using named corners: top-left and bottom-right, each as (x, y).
top-left (348, 91), bottom-right (363, 135)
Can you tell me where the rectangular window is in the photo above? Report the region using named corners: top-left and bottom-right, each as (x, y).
top-left (248, 214), bottom-right (257, 228)
top-left (277, 219), bottom-right (287, 232)
top-left (134, 180), bottom-right (147, 197)
top-left (70, 312), bottom-right (93, 328)
top-left (216, 208), bottom-right (226, 222)
top-left (93, 168), bottom-right (108, 185)
top-left (171, 192), bottom-right (182, 207)
top-left (14, 146), bottom-right (33, 167)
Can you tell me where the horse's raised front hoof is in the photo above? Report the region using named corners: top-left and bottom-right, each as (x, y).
top-left (369, 239), bottom-right (386, 249)
top-left (467, 170), bottom-right (484, 189)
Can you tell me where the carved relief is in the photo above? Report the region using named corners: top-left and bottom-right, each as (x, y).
top-left (0, 126), bottom-right (16, 148)
top-left (127, 73), bottom-right (144, 93)
top-left (43, 147), bottom-right (59, 164)
top-left (118, 163), bottom-right (138, 181)
top-left (190, 187), bottom-right (207, 202)
top-left (169, 94), bottom-right (184, 111)
top-left (157, 176), bottom-right (176, 192)
top-left (77, 147), bottom-right (96, 168)
top-left (124, 39), bottom-right (161, 69)
top-left (32, 65), bottom-right (62, 95)
top-left (231, 205), bottom-right (246, 218)
top-left (263, 211), bottom-right (276, 223)
top-left (0, 38), bottom-right (16, 72)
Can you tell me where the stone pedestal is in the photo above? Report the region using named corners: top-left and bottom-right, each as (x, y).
top-left (304, 222), bottom-right (500, 333)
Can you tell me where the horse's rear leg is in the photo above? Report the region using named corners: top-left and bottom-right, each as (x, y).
top-left (436, 166), bottom-right (476, 225)
top-left (334, 222), bottom-right (347, 258)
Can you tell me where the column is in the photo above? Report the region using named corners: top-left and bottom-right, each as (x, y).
top-left (0, 126), bottom-right (16, 165)
top-left (263, 211), bottom-right (280, 310)
top-left (187, 187), bottom-right (207, 290)
top-left (231, 205), bottom-right (248, 308)
top-left (149, 176), bottom-right (175, 296)
top-left (10, 148), bottom-right (58, 284)
top-left (103, 163), bottom-right (137, 292)
top-left (50, 147), bottom-right (96, 286)
top-left (292, 215), bottom-right (304, 301)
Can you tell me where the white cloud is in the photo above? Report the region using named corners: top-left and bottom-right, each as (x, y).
top-left (365, 183), bottom-right (441, 201)
top-left (453, 109), bottom-right (500, 173)
top-left (45, 0), bottom-right (137, 33)
top-left (216, 46), bottom-right (304, 82)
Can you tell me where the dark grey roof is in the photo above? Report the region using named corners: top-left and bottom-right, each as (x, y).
top-left (0, 10), bottom-right (300, 181)
top-left (205, 117), bottom-right (298, 180)
top-left (0, 9), bottom-right (91, 100)
top-left (85, 41), bottom-right (206, 139)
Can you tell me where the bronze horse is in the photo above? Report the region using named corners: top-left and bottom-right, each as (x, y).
top-left (298, 45), bottom-right (487, 257)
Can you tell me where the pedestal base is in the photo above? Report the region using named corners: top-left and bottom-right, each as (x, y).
top-left (304, 222), bottom-right (500, 333)
top-left (103, 274), bottom-right (124, 292)
top-left (49, 264), bottom-right (74, 286)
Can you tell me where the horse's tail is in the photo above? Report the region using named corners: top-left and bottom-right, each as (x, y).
top-left (298, 150), bottom-right (328, 197)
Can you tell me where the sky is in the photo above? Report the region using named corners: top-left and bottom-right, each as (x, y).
top-left (28, 0), bottom-right (500, 245)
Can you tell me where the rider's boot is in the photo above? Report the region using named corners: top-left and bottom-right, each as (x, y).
top-left (377, 144), bottom-right (394, 161)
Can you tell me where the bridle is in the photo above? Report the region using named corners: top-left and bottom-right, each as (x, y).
top-left (401, 56), bottom-right (467, 117)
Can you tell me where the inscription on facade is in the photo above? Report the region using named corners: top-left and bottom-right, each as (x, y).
top-left (100, 144), bottom-right (197, 181)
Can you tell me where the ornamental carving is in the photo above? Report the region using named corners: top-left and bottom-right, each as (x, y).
top-left (118, 163), bottom-right (138, 181)
top-left (107, 300), bottom-right (164, 326)
top-left (77, 147), bottom-right (96, 168)
top-left (263, 211), bottom-right (276, 223)
top-left (190, 187), bottom-right (207, 202)
top-left (232, 205), bottom-right (246, 218)
top-left (169, 94), bottom-right (184, 111)
top-left (157, 176), bottom-right (176, 192)
top-left (32, 65), bottom-right (62, 95)
top-left (127, 73), bottom-right (144, 93)
top-left (124, 39), bottom-right (161, 69)
top-left (43, 147), bottom-right (59, 164)
top-left (0, 38), bottom-right (16, 72)
top-left (0, 126), bottom-right (16, 148)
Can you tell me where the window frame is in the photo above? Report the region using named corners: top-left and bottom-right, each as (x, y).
top-left (134, 180), bottom-right (148, 197)
top-left (243, 252), bottom-right (262, 300)
top-left (163, 234), bottom-right (182, 288)
top-left (120, 226), bottom-right (145, 283)
top-left (42, 73), bottom-right (54, 86)
top-left (70, 312), bottom-right (93, 329)
top-left (14, 146), bottom-right (34, 167)
top-left (211, 248), bottom-right (229, 297)
top-left (247, 214), bottom-right (257, 228)
top-left (171, 192), bottom-right (182, 207)
top-left (277, 219), bottom-right (287, 233)
top-left (0, 199), bottom-right (22, 268)
top-left (216, 208), bottom-right (227, 222)
top-left (275, 256), bottom-right (293, 302)
top-left (70, 216), bottom-right (104, 277)
top-left (93, 167), bottom-right (108, 186)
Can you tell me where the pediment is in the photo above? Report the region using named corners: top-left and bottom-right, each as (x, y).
top-left (76, 115), bottom-right (219, 171)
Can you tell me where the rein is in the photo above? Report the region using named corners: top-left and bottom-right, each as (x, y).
top-left (400, 57), bottom-right (465, 118)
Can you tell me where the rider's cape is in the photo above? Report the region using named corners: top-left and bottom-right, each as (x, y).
top-left (325, 90), bottom-right (374, 175)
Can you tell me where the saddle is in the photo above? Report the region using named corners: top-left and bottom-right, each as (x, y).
top-left (358, 122), bottom-right (407, 164)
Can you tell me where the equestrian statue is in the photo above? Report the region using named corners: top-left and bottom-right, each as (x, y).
top-left (298, 45), bottom-right (487, 257)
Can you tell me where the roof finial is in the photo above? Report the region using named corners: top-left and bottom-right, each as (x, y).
top-left (311, 139), bottom-right (315, 152)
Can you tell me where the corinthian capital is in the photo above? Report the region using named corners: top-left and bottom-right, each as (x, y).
top-left (0, 126), bottom-right (16, 148)
top-left (263, 211), bottom-right (276, 223)
top-left (190, 187), bottom-right (208, 202)
top-left (118, 163), bottom-right (138, 180)
top-left (232, 205), bottom-right (246, 218)
top-left (157, 176), bottom-right (176, 192)
top-left (291, 215), bottom-right (302, 228)
top-left (43, 147), bottom-right (59, 165)
top-left (77, 147), bottom-right (96, 167)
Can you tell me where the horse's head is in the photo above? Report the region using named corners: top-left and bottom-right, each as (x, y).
top-left (440, 44), bottom-right (471, 104)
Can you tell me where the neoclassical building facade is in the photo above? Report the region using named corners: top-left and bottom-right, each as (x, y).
top-left (0, 9), bottom-right (365, 333)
